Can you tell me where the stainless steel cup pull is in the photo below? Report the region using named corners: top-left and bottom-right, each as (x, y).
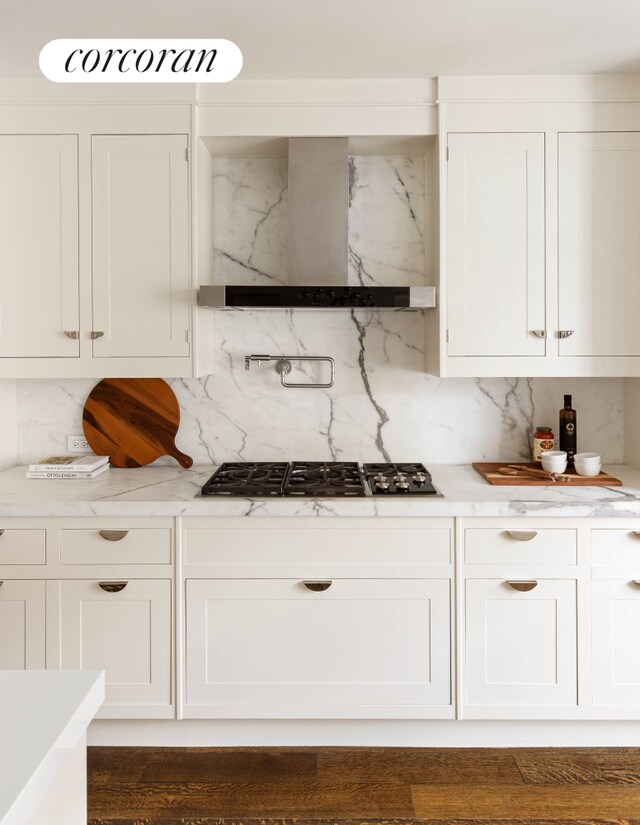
top-left (0, 530), bottom-right (4, 537)
top-left (90, 331), bottom-right (105, 340)
top-left (507, 580), bottom-right (538, 592)
top-left (302, 581), bottom-right (332, 592)
top-left (505, 530), bottom-right (538, 542)
top-left (0, 581), bottom-right (3, 589)
top-left (98, 581), bottom-right (128, 593)
top-left (531, 330), bottom-right (547, 338)
top-left (99, 530), bottom-right (129, 542)
top-left (558, 330), bottom-right (575, 339)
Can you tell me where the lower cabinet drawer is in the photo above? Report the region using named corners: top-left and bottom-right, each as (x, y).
top-left (0, 529), bottom-right (46, 565)
top-left (59, 528), bottom-right (171, 565)
top-left (185, 577), bottom-right (451, 716)
top-left (465, 578), bottom-right (577, 712)
top-left (59, 579), bottom-right (172, 716)
top-left (465, 528), bottom-right (577, 565)
top-left (592, 529), bottom-right (640, 564)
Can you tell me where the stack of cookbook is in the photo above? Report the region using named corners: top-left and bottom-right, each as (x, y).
top-left (26, 455), bottom-right (110, 479)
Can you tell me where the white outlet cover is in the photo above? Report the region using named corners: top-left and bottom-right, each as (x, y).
top-left (67, 435), bottom-right (90, 454)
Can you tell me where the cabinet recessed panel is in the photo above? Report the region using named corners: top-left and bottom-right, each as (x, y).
top-left (0, 135), bottom-right (79, 357)
top-left (465, 578), bottom-right (577, 710)
top-left (91, 135), bottom-right (190, 358)
top-left (186, 578), bottom-right (451, 714)
top-left (593, 580), bottom-right (640, 705)
top-left (559, 132), bottom-right (640, 356)
top-left (446, 133), bottom-right (546, 357)
top-left (0, 580), bottom-right (46, 669)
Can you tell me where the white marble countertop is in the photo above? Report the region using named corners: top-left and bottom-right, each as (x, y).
top-left (1, 463), bottom-right (640, 517)
top-left (0, 670), bottom-right (104, 825)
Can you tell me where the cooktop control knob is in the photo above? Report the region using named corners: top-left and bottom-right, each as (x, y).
top-left (375, 480), bottom-right (390, 491)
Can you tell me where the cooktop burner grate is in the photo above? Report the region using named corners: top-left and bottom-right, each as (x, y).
top-left (201, 462), bottom-right (289, 496)
top-left (283, 461), bottom-right (367, 497)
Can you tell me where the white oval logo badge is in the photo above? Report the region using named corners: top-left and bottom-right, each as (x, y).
top-left (39, 39), bottom-right (243, 83)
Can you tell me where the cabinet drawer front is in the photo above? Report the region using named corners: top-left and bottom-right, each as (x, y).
top-left (592, 530), bottom-right (640, 564)
top-left (60, 528), bottom-right (171, 565)
top-left (465, 578), bottom-right (577, 709)
top-left (185, 525), bottom-right (451, 571)
top-left (186, 578), bottom-right (451, 712)
top-left (0, 529), bottom-right (46, 565)
top-left (59, 578), bottom-right (172, 712)
top-left (465, 528), bottom-right (577, 565)
top-left (592, 579), bottom-right (640, 706)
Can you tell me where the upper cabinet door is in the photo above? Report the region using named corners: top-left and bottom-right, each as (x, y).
top-left (558, 132), bottom-right (640, 357)
top-left (0, 135), bottom-right (79, 357)
top-left (446, 133), bottom-right (546, 357)
top-left (91, 135), bottom-right (191, 358)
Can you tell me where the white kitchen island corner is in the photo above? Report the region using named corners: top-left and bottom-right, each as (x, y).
top-left (0, 670), bottom-right (104, 825)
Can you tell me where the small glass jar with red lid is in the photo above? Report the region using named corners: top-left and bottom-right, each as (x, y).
top-left (533, 425), bottom-right (555, 466)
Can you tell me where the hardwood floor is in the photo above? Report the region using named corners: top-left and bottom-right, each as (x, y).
top-left (88, 747), bottom-right (640, 824)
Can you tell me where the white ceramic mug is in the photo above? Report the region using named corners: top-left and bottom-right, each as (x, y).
top-left (541, 450), bottom-right (568, 473)
top-left (573, 452), bottom-right (602, 477)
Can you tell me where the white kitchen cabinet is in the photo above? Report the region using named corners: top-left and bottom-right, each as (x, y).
top-left (592, 579), bottom-right (640, 707)
top-left (0, 580), bottom-right (46, 669)
top-left (59, 578), bottom-right (172, 717)
top-left (185, 577), bottom-right (451, 718)
top-left (558, 132), bottom-right (640, 357)
top-left (0, 135), bottom-right (79, 358)
top-left (465, 578), bottom-right (577, 713)
top-left (446, 132), bottom-right (546, 358)
top-left (91, 134), bottom-right (191, 358)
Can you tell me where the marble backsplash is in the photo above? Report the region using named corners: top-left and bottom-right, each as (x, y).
top-left (16, 156), bottom-right (625, 466)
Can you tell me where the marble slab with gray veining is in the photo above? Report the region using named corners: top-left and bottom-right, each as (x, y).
top-left (1, 464), bottom-right (640, 518)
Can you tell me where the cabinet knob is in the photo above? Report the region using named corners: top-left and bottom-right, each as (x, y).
top-left (90, 331), bottom-right (105, 340)
top-left (506, 580), bottom-right (538, 592)
top-left (302, 581), bottom-right (332, 592)
top-left (99, 530), bottom-right (128, 542)
top-left (64, 330), bottom-right (79, 339)
top-left (505, 530), bottom-right (537, 542)
top-left (558, 330), bottom-right (575, 339)
top-left (530, 330), bottom-right (547, 338)
top-left (98, 581), bottom-right (128, 593)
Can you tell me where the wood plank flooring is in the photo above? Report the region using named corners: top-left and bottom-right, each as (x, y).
top-left (88, 746), bottom-right (640, 824)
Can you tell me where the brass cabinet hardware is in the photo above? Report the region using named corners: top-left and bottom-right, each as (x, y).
top-left (0, 530), bottom-right (4, 537)
top-left (531, 330), bottom-right (547, 338)
top-left (98, 581), bottom-right (128, 593)
top-left (632, 531), bottom-right (640, 537)
top-left (302, 581), bottom-right (333, 592)
top-left (506, 580), bottom-right (538, 592)
top-left (558, 330), bottom-right (575, 339)
top-left (632, 581), bottom-right (640, 587)
top-left (64, 330), bottom-right (79, 339)
top-left (90, 331), bottom-right (105, 340)
top-left (0, 581), bottom-right (3, 588)
top-left (505, 530), bottom-right (538, 542)
top-left (98, 530), bottom-right (128, 542)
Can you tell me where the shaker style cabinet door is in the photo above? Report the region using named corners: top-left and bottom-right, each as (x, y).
top-left (446, 133), bottom-right (546, 357)
top-left (58, 579), bottom-right (172, 717)
top-left (0, 580), bottom-right (46, 669)
top-left (0, 135), bottom-right (79, 357)
top-left (185, 578), bottom-right (451, 717)
top-left (91, 134), bottom-right (191, 358)
top-left (465, 578), bottom-right (577, 712)
top-left (592, 579), bottom-right (640, 706)
top-left (558, 132), bottom-right (640, 357)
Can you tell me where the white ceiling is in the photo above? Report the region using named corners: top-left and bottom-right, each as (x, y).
top-left (3, 0), bottom-right (640, 78)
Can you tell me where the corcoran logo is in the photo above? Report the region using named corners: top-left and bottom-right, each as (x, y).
top-left (39, 39), bottom-right (243, 83)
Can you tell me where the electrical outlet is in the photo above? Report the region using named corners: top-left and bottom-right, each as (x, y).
top-left (67, 435), bottom-right (90, 453)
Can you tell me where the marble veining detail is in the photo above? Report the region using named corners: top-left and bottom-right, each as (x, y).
top-left (15, 156), bottom-right (625, 467)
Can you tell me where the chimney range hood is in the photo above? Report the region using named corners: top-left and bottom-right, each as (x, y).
top-left (198, 137), bottom-right (436, 310)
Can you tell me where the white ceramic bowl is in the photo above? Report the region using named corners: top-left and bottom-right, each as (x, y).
top-left (573, 452), bottom-right (602, 477)
top-left (541, 450), bottom-right (568, 473)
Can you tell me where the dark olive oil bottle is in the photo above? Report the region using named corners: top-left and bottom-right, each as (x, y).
top-left (559, 394), bottom-right (577, 467)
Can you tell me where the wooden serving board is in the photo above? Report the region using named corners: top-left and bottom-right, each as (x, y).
top-left (82, 378), bottom-right (193, 469)
top-left (473, 462), bottom-right (622, 486)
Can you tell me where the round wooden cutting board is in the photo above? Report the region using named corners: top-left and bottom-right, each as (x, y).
top-left (82, 378), bottom-right (193, 468)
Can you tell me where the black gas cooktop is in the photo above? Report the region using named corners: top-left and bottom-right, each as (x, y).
top-left (201, 461), bottom-right (440, 497)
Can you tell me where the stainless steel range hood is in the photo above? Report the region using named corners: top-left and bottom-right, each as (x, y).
top-left (199, 137), bottom-right (436, 310)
